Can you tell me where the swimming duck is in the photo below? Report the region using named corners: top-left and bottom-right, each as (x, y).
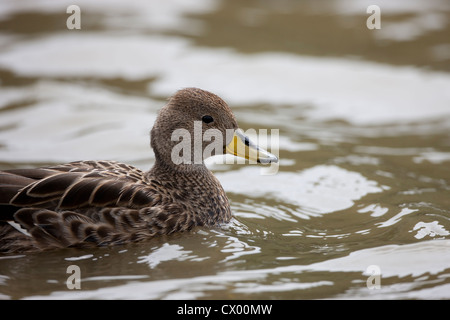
top-left (0, 88), bottom-right (277, 253)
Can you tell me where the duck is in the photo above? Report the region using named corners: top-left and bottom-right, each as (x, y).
top-left (0, 88), bottom-right (278, 253)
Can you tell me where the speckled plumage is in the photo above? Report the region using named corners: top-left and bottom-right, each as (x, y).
top-left (0, 88), bottom-right (274, 253)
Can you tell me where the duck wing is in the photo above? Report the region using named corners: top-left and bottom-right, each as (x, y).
top-left (1, 160), bottom-right (156, 214)
top-left (0, 161), bottom-right (176, 252)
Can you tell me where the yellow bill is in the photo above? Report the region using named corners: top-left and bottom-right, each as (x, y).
top-left (225, 129), bottom-right (278, 164)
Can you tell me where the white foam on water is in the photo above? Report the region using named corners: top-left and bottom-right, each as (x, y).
top-left (0, 0), bottom-right (218, 34)
top-left (1, 33), bottom-right (449, 127)
top-left (216, 165), bottom-right (384, 216)
top-left (0, 81), bottom-right (157, 164)
top-left (305, 239), bottom-right (450, 278)
top-left (23, 239), bottom-right (450, 299)
top-left (137, 243), bottom-right (205, 269)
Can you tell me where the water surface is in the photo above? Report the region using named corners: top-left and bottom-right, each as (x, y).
top-left (1, 0), bottom-right (450, 300)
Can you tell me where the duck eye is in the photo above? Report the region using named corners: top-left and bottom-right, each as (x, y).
top-left (202, 115), bottom-right (214, 124)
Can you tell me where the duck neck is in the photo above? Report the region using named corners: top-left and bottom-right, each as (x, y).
top-left (147, 156), bottom-right (232, 226)
top-left (150, 154), bottom-right (209, 175)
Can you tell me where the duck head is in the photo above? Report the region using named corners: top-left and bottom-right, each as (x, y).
top-left (150, 87), bottom-right (278, 169)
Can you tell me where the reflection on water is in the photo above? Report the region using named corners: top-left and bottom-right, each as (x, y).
top-left (1, 0), bottom-right (450, 299)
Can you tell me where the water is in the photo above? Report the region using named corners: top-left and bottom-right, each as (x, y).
top-left (1, 0), bottom-right (450, 300)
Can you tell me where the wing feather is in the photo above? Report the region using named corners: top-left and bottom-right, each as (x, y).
top-left (2, 161), bottom-right (154, 210)
top-left (0, 161), bottom-right (180, 252)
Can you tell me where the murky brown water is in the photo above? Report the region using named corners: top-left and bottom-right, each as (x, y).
top-left (1, 0), bottom-right (450, 300)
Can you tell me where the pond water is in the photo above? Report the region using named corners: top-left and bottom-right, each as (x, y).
top-left (1, 0), bottom-right (450, 300)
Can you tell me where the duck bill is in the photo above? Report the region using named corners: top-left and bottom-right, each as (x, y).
top-left (225, 129), bottom-right (278, 164)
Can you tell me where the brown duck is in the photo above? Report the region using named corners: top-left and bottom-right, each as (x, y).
top-left (0, 88), bottom-right (277, 253)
